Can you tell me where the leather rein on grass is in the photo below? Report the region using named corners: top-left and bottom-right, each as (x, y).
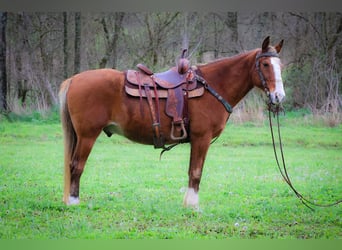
top-left (267, 102), bottom-right (342, 211)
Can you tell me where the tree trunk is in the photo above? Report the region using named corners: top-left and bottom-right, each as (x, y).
top-left (99, 12), bottom-right (125, 69)
top-left (225, 12), bottom-right (238, 53)
top-left (0, 12), bottom-right (7, 112)
top-left (74, 12), bottom-right (81, 74)
top-left (111, 12), bottom-right (125, 69)
top-left (63, 12), bottom-right (68, 78)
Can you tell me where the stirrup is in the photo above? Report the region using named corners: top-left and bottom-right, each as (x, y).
top-left (170, 121), bottom-right (187, 141)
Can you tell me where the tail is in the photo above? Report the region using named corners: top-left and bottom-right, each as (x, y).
top-left (59, 78), bottom-right (77, 204)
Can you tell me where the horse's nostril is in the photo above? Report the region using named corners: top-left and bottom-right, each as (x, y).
top-left (271, 92), bottom-right (285, 104)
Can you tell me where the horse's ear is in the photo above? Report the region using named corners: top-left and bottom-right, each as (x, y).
top-left (262, 36), bottom-right (270, 52)
top-left (275, 39), bottom-right (284, 53)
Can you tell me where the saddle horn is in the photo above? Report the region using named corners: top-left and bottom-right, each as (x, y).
top-left (178, 49), bottom-right (190, 74)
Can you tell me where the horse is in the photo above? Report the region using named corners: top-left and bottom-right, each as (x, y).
top-left (59, 36), bottom-right (285, 209)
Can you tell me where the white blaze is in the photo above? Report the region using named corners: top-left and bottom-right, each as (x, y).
top-left (270, 57), bottom-right (285, 103)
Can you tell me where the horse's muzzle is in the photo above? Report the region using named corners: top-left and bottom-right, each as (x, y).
top-left (270, 91), bottom-right (285, 105)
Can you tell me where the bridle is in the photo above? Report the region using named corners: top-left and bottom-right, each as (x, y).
top-left (255, 51), bottom-right (280, 101)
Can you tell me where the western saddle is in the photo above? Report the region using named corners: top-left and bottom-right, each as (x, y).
top-left (125, 49), bottom-right (204, 148)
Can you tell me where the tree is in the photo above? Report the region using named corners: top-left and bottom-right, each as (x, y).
top-left (1, 12), bottom-right (340, 116)
top-left (74, 12), bottom-right (81, 74)
top-left (214, 12), bottom-right (239, 55)
top-left (286, 12), bottom-right (342, 113)
top-left (143, 12), bottom-right (181, 68)
top-left (0, 12), bottom-right (7, 112)
top-left (63, 12), bottom-right (68, 78)
top-left (99, 12), bottom-right (125, 69)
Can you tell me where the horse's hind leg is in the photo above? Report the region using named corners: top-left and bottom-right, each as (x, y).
top-left (68, 136), bottom-right (98, 205)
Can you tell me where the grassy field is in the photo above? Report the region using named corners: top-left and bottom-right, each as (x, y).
top-left (0, 112), bottom-right (341, 239)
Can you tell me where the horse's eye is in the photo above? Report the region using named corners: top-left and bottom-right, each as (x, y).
top-left (263, 63), bottom-right (269, 67)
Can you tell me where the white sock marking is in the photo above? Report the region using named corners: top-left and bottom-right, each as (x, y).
top-left (183, 188), bottom-right (199, 209)
top-left (68, 196), bottom-right (80, 205)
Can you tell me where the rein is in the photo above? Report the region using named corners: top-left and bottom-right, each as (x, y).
top-left (257, 51), bottom-right (341, 210)
top-left (267, 103), bottom-right (342, 210)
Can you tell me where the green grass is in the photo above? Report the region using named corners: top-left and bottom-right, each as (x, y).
top-left (0, 114), bottom-right (341, 239)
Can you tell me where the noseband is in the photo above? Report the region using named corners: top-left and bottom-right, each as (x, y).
top-left (255, 51), bottom-right (279, 99)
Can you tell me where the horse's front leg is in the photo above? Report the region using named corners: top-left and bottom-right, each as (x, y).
top-left (184, 136), bottom-right (211, 210)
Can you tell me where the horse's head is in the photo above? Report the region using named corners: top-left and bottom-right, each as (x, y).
top-left (255, 36), bottom-right (285, 105)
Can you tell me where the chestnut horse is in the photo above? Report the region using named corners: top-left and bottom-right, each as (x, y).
top-left (59, 36), bottom-right (285, 208)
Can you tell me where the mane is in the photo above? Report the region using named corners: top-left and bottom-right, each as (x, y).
top-left (197, 48), bottom-right (260, 69)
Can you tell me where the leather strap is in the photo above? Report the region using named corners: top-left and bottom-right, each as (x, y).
top-left (194, 72), bottom-right (233, 114)
top-left (135, 71), bottom-right (144, 118)
top-left (255, 51), bottom-right (279, 95)
top-left (143, 83), bottom-right (163, 148)
top-left (135, 71), bottom-right (164, 148)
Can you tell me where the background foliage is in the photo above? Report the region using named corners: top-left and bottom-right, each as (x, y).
top-left (0, 12), bottom-right (341, 121)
